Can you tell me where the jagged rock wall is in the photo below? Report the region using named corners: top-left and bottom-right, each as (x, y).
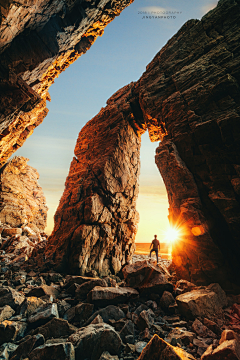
top-left (0, 0), bottom-right (134, 166)
top-left (0, 156), bottom-right (48, 233)
top-left (43, 85), bottom-right (141, 275)
top-left (45, 0), bottom-right (240, 289)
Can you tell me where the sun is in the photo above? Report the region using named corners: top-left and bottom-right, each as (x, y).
top-left (164, 226), bottom-right (181, 244)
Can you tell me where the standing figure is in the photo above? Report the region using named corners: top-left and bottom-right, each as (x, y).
top-left (149, 234), bottom-right (160, 263)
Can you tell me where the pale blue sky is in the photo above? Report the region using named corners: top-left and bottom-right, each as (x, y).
top-left (14, 0), bottom-right (218, 239)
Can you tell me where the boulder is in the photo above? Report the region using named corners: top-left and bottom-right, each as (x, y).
top-left (0, 305), bottom-right (15, 322)
top-left (0, 287), bottom-right (25, 310)
top-left (137, 334), bottom-right (196, 359)
top-left (87, 286), bottom-right (139, 306)
top-left (84, 305), bottom-right (125, 326)
top-left (136, 310), bottom-right (154, 331)
top-left (20, 296), bottom-right (46, 317)
top-left (10, 334), bottom-right (45, 360)
top-left (26, 285), bottom-right (59, 299)
top-left (28, 342), bottom-right (75, 360)
top-left (166, 328), bottom-right (196, 346)
top-left (176, 284), bottom-right (227, 320)
top-left (75, 279), bottom-right (108, 300)
top-left (119, 320), bottom-right (135, 343)
top-left (28, 303), bottom-right (59, 328)
top-left (0, 320), bottom-right (27, 345)
top-left (220, 330), bottom-right (239, 344)
top-left (159, 291), bottom-right (175, 311)
top-left (203, 318), bottom-right (221, 336)
top-left (68, 323), bottom-right (122, 360)
top-left (63, 303), bottom-right (94, 325)
top-left (2, 228), bottom-right (22, 237)
top-left (64, 275), bottom-right (98, 290)
top-left (201, 339), bottom-right (240, 360)
top-left (192, 319), bottom-right (217, 339)
top-left (32, 318), bottom-right (77, 340)
top-left (122, 261), bottom-right (172, 295)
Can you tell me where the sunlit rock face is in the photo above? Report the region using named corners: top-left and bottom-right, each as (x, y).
top-left (0, 0), bottom-right (134, 167)
top-left (44, 85), bottom-right (141, 275)
top-left (0, 156), bottom-right (48, 233)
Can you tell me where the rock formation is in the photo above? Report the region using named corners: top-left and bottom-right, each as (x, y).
top-left (0, 0), bottom-right (134, 167)
top-left (0, 156), bottom-right (48, 233)
top-left (44, 0), bottom-right (240, 290)
top-left (44, 85), bottom-right (141, 275)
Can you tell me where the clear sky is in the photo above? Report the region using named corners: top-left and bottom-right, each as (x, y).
top-left (14, 0), bottom-right (218, 241)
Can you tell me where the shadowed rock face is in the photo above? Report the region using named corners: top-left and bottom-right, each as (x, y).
top-left (0, 156), bottom-right (48, 233)
top-left (0, 0), bottom-right (134, 166)
top-left (44, 85), bottom-right (141, 275)
top-left (45, 0), bottom-right (240, 289)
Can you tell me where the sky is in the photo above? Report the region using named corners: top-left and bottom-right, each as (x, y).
top-left (14, 0), bottom-right (218, 242)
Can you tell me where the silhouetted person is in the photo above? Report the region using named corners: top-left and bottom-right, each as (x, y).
top-left (150, 234), bottom-right (160, 263)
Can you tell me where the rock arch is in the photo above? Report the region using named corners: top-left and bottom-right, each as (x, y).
top-left (44, 0), bottom-right (240, 291)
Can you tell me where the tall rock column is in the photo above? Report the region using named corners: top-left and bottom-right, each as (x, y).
top-left (44, 85), bottom-right (142, 276)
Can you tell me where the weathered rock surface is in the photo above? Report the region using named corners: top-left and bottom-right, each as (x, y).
top-left (122, 260), bottom-right (173, 295)
top-left (68, 323), bottom-right (122, 360)
top-left (43, 98), bottom-right (141, 276)
top-left (0, 156), bottom-right (48, 233)
top-left (0, 0), bottom-right (134, 166)
top-left (176, 284), bottom-right (227, 320)
top-left (137, 334), bottom-right (196, 359)
top-left (28, 342), bottom-right (75, 360)
top-left (87, 286), bottom-right (139, 306)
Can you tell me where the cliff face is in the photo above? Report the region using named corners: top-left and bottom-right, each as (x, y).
top-left (0, 156), bottom-right (48, 233)
top-left (44, 0), bottom-right (240, 289)
top-left (0, 0), bottom-right (134, 166)
top-left (44, 85), bottom-right (141, 275)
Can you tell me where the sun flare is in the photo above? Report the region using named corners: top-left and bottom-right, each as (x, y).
top-left (164, 226), bottom-right (181, 244)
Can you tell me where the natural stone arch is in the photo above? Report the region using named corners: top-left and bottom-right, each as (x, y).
top-left (43, 0), bottom-right (240, 291)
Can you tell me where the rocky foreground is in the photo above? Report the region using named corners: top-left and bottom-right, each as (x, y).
top-left (1, 226), bottom-right (240, 360)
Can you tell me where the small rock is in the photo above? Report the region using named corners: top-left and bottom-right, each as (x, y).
top-left (99, 351), bottom-right (119, 360)
top-left (87, 286), bottom-right (139, 306)
top-left (20, 296), bottom-right (46, 318)
top-left (159, 291), bottom-right (175, 310)
top-left (28, 303), bottom-right (59, 328)
top-left (192, 319), bottom-right (217, 338)
top-left (26, 285), bottom-right (59, 299)
top-left (32, 318), bottom-right (77, 340)
top-left (90, 314), bottom-right (104, 324)
top-left (2, 228), bottom-right (22, 237)
top-left (0, 305), bottom-right (15, 322)
top-left (10, 334), bottom-right (45, 360)
top-left (85, 305), bottom-right (125, 326)
top-left (28, 342), bottom-right (75, 360)
top-left (135, 341), bottom-right (148, 354)
top-left (63, 302), bottom-right (94, 325)
top-left (136, 309), bottom-right (154, 331)
top-left (0, 287), bottom-right (25, 310)
top-left (201, 339), bottom-right (240, 360)
top-left (119, 320), bottom-right (135, 343)
top-left (0, 320), bottom-right (27, 346)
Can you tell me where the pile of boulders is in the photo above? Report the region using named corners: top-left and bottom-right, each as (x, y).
top-left (1, 239), bottom-right (240, 360)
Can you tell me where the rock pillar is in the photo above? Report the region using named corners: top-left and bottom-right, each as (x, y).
top-left (44, 86), bottom-right (141, 275)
